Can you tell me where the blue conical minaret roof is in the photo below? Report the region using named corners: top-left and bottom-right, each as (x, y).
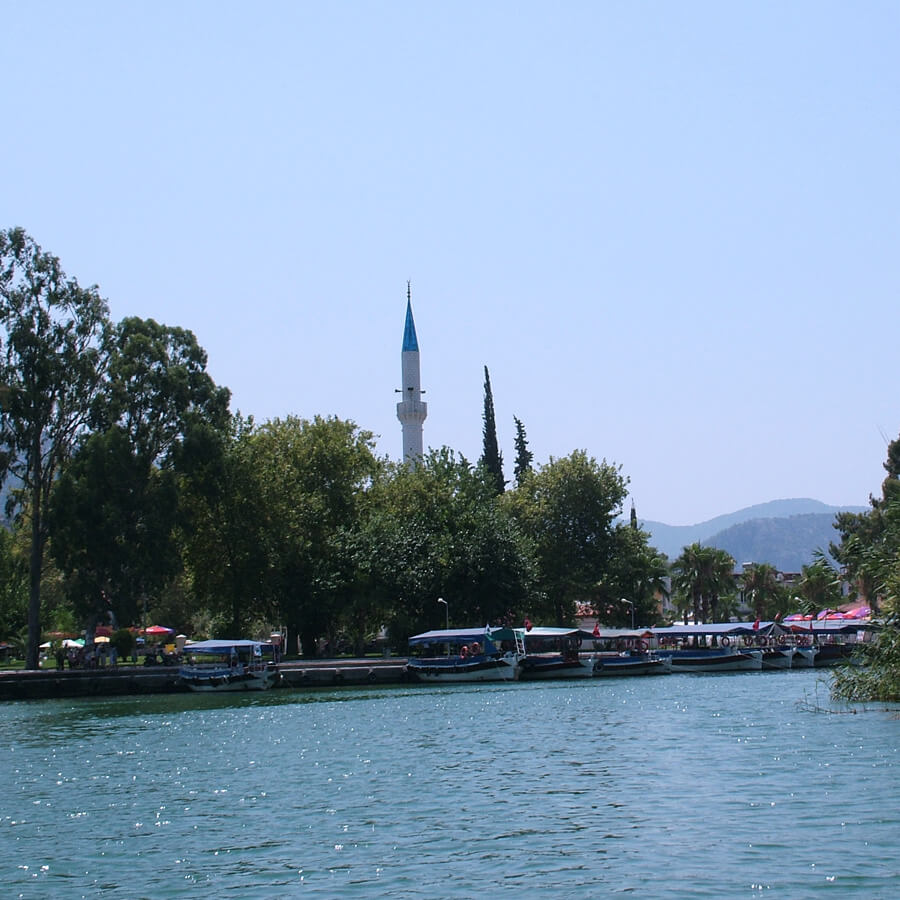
top-left (402, 283), bottom-right (419, 352)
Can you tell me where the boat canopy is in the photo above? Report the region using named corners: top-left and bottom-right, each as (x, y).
top-left (589, 628), bottom-right (652, 640)
top-left (651, 622), bottom-right (790, 638)
top-left (520, 626), bottom-right (597, 641)
top-left (183, 640), bottom-right (272, 654)
top-left (784, 621), bottom-right (880, 635)
top-left (408, 627), bottom-right (509, 646)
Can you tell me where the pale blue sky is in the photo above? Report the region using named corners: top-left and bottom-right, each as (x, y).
top-left (4, 1), bottom-right (899, 525)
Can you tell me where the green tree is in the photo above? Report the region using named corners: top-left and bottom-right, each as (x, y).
top-left (795, 552), bottom-right (843, 616)
top-left (0, 228), bottom-right (109, 668)
top-left (0, 525), bottom-right (27, 642)
top-left (179, 414), bottom-right (272, 638)
top-left (504, 450), bottom-right (628, 626)
top-left (597, 523), bottom-right (669, 627)
top-left (49, 317), bottom-right (230, 632)
top-left (479, 366), bottom-right (504, 494)
top-left (671, 543), bottom-right (736, 623)
top-left (250, 416), bottom-right (380, 657)
top-left (741, 562), bottom-right (780, 620)
top-left (361, 449), bottom-right (535, 647)
top-left (671, 543), bottom-right (705, 624)
top-left (832, 431), bottom-right (900, 612)
top-left (512, 416), bottom-right (533, 486)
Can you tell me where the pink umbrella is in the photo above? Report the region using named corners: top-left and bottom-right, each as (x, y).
top-left (144, 625), bottom-right (174, 636)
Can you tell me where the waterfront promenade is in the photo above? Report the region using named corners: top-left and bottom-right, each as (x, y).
top-left (0, 657), bottom-right (409, 700)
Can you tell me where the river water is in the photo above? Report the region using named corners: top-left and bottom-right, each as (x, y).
top-left (1, 669), bottom-right (898, 899)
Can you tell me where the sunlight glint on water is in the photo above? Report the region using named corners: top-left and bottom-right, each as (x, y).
top-left (1, 670), bottom-right (898, 898)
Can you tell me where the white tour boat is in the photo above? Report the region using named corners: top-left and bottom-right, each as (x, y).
top-left (179, 639), bottom-right (280, 691)
top-left (406, 627), bottom-right (522, 683)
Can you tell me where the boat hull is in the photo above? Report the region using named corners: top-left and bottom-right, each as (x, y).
top-left (664, 650), bottom-right (763, 672)
top-left (407, 656), bottom-right (519, 683)
top-left (593, 656), bottom-right (671, 676)
top-left (180, 666), bottom-right (279, 692)
top-left (813, 644), bottom-right (855, 667)
top-left (761, 648), bottom-right (795, 670)
top-left (518, 655), bottom-right (595, 679)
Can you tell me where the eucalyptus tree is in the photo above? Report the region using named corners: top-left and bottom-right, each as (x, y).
top-left (49, 317), bottom-right (231, 632)
top-left (503, 450), bottom-right (629, 626)
top-left (0, 525), bottom-right (27, 642)
top-left (0, 228), bottom-right (110, 667)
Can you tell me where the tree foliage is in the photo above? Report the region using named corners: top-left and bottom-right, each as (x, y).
top-left (671, 543), bottom-right (736, 623)
top-left (504, 451), bottom-right (628, 625)
top-left (479, 366), bottom-right (504, 495)
top-left (0, 227), bottom-right (109, 667)
top-left (363, 449), bottom-right (535, 647)
top-left (49, 317), bottom-right (230, 632)
top-left (247, 415), bottom-right (380, 656)
top-left (741, 562), bottom-right (780, 620)
top-left (512, 416), bottom-right (533, 486)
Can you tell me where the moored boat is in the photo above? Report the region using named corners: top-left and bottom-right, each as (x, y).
top-left (663, 647), bottom-right (763, 672)
top-left (179, 639), bottom-right (280, 691)
top-left (784, 620), bottom-right (878, 668)
top-left (406, 627), bottom-right (522, 683)
top-left (515, 626), bottom-right (596, 679)
top-left (651, 623), bottom-right (781, 673)
top-left (593, 652), bottom-right (671, 676)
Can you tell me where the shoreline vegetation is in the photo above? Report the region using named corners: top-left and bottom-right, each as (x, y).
top-left (1, 227), bottom-right (898, 704)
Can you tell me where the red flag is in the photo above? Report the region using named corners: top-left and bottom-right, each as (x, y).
top-left (524, 618), bottom-right (533, 632)
top-left (592, 623), bottom-right (600, 637)
top-left (752, 618), bottom-right (760, 630)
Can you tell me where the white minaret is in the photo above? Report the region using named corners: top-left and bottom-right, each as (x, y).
top-left (396, 283), bottom-right (427, 467)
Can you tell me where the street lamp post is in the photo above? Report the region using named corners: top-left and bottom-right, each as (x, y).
top-left (437, 597), bottom-right (448, 630)
top-left (621, 598), bottom-right (635, 630)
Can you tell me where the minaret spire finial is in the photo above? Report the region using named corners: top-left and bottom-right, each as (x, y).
top-left (407, 280), bottom-right (411, 302)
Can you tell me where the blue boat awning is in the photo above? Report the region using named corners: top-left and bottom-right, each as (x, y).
top-left (408, 627), bottom-right (515, 646)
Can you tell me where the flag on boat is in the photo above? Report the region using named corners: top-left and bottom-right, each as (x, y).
top-left (752, 618), bottom-right (760, 630)
top-left (524, 618), bottom-right (533, 631)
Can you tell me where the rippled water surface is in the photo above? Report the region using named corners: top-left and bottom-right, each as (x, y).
top-left (1, 670), bottom-right (898, 898)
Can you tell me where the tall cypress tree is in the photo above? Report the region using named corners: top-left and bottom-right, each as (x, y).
top-left (480, 365), bottom-right (504, 494)
top-left (513, 416), bottom-right (533, 485)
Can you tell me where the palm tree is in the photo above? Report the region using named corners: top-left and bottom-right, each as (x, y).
top-left (706, 548), bottom-right (737, 622)
top-left (741, 562), bottom-right (780, 620)
top-left (671, 543), bottom-right (706, 623)
top-left (672, 543), bottom-right (735, 623)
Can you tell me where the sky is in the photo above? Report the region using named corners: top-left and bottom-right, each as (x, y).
top-left (3, 1), bottom-right (899, 526)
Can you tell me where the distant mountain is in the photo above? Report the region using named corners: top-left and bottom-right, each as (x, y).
top-left (640, 499), bottom-right (868, 568)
